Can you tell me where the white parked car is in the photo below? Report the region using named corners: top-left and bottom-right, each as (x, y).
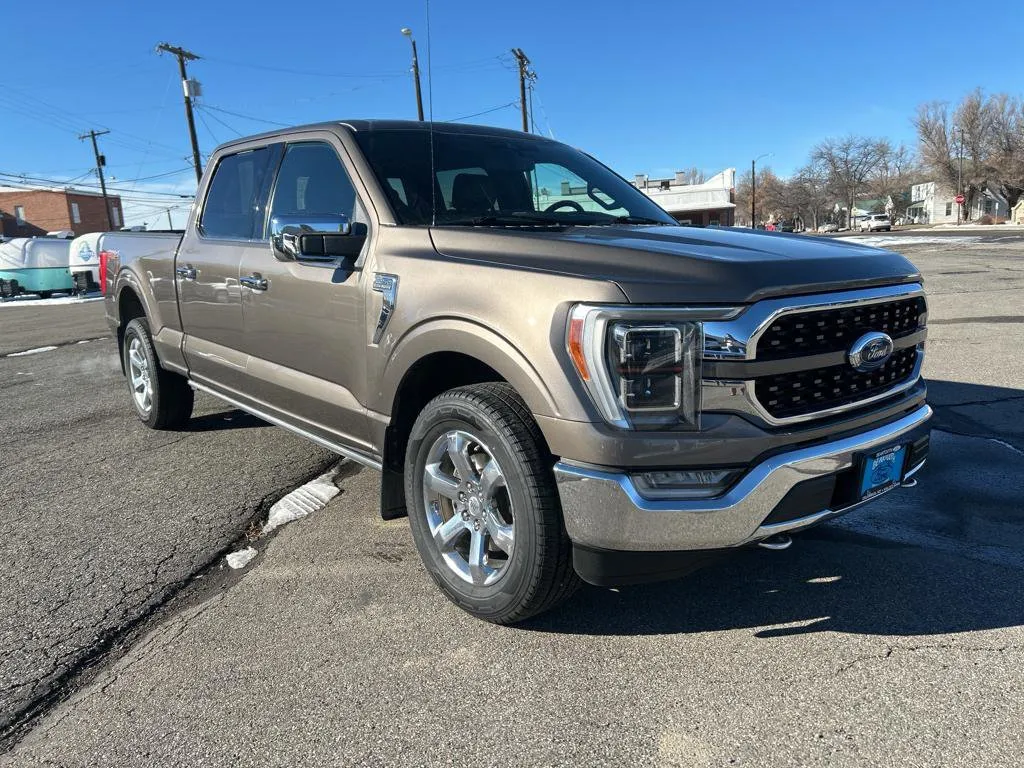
top-left (859, 214), bottom-right (892, 232)
top-left (817, 222), bottom-right (839, 233)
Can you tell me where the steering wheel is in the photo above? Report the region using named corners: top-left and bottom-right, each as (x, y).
top-left (543, 200), bottom-right (585, 214)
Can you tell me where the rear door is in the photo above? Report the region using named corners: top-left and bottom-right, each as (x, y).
top-left (178, 143), bottom-right (279, 393)
top-left (236, 136), bottom-right (374, 453)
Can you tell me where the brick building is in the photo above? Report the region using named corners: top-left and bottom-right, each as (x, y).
top-left (0, 188), bottom-right (123, 237)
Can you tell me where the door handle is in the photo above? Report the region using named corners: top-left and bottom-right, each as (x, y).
top-left (175, 265), bottom-right (197, 280)
top-left (240, 274), bottom-right (268, 291)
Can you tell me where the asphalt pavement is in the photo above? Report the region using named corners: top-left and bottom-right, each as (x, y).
top-left (0, 298), bottom-right (110, 356)
top-left (0, 329), bottom-right (336, 743)
top-left (1, 235), bottom-right (1023, 766)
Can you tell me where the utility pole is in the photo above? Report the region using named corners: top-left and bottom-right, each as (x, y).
top-left (400, 28), bottom-right (425, 121)
top-left (166, 208), bottom-right (174, 229)
top-left (957, 127), bottom-right (964, 226)
top-left (157, 43), bottom-right (203, 185)
top-left (511, 48), bottom-right (534, 133)
top-left (79, 129), bottom-right (113, 229)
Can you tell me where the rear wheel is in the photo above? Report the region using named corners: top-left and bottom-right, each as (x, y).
top-left (405, 383), bottom-right (579, 624)
top-left (122, 318), bottom-right (194, 429)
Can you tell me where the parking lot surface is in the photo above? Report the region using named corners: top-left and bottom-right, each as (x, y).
top-left (1, 232), bottom-right (1022, 766)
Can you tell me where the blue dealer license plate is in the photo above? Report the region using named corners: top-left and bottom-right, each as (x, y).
top-left (859, 445), bottom-right (908, 500)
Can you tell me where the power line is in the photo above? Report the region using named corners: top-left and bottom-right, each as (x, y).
top-left (447, 101), bottom-right (520, 123)
top-left (201, 54), bottom-right (407, 79)
top-left (0, 172), bottom-right (194, 198)
top-left (194, 105), bottom-right (243, 138)
top-left (200, 104), bottom-right (291, 128)
top-left (194, 106), bottom-right (222, 145)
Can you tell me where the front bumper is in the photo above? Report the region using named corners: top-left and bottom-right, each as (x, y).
top-left (554, 403), bottom-right (931, 552)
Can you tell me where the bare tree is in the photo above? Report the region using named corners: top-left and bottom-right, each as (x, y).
top-left (735, 166), bottom-right (786, 226)
top-left (789, 160), bottom-right (833, 230)
top-left (869, 143), bottom-right (925, 219)
top-left (915, 90), bottom-right (1024, 213)
top-left (674, 167), bottom-right (707, 185)
top-left (811, 136), bottom-right (887, 227)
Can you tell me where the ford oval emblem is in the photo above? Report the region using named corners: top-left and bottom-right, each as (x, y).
top-left (848, 332), bottom-right (894, 372)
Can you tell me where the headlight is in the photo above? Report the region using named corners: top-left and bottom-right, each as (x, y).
top-left (567, 304), bottom-right (740, 430)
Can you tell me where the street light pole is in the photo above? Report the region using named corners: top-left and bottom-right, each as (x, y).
top-left (401, 28), bottom-right (425, 121)
top-left (957, 128), bottom-right (964, 226)
top-left (751, 153), bottom-right (771, 228)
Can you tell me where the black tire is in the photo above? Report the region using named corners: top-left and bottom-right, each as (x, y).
top-left (37, 291), bottom-right (53, 299)
top-left (404, 383), bottom-right (579, 624)
top-left (122, 317), bottom-right (194, 429)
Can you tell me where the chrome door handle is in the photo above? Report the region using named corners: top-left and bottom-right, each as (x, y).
top-left (175, 265), bottom-right (197, 280)
top-left (240, 275), bottom-right (268, 291)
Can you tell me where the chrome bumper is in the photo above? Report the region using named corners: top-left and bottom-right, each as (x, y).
top-left (554, 404), bottom-right (932, 551)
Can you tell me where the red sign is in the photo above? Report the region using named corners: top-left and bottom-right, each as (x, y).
top-left (955, 194), bottom-right (965, 205)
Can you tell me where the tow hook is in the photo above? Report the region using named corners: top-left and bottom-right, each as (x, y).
top-left (901, 478), bottom-right (918, 488)
top-left (757, 533), bottom-right (793, 551)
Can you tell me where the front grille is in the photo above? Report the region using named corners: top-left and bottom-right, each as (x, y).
top-left (754, 346), bottom-right (919, 419)
top-left (756, 296), bottom-right (926, 361)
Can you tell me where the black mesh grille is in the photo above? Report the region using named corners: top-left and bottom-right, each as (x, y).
top-left (754, 347), bottom-right (919, 419)
top-left (756, 296), bottom-right (926, 361)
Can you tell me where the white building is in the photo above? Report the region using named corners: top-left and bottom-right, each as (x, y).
top-left (907, 181), bottom-right (1009, 224)
top-left (631, 169), bottom-right (736, 227)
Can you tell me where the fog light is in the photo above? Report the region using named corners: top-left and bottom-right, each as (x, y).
top-left (632, 469), bottom-right (740, 500)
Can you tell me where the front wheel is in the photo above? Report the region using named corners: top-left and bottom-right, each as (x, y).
top-left (404, 383), bottom-right (579, 624)
top-left (122, 318), bottom-right (194, 429)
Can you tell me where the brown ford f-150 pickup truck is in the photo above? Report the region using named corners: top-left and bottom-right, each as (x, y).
top-left (103, 120), bottom-right (931, 623)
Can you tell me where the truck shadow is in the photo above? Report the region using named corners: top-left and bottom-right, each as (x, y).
top-left (526, 522), bottom-right (1024, 638)
top-left (183, 409), bottom-right (267, 432)
top-left (529, 378), bottom-right (1024, 638)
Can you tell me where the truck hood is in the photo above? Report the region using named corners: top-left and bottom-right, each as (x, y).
top-left (429, 225), bottom-right (921, 304)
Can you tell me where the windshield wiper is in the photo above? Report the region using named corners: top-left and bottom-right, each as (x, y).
top-left (612, 215), bottom-right (672, 225)
top-left (443, 213), bottom-right (570, 227)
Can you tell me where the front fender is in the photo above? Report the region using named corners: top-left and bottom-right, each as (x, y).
top-left (376, 317), bottom-right (583, 422)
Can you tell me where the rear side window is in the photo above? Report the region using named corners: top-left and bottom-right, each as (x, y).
top-left (201, 147), bottom-right (274, 239)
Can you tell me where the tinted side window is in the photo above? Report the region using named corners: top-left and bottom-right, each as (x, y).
top-left (270, 142), bottom-right (356, 221)
top-left (201, 147), bottom-right (274, 239)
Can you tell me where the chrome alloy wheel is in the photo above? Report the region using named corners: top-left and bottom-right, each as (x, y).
top-left (422, 430), bottom-right (515, 586)
top-left (127, 336), bottom-right (152, 414)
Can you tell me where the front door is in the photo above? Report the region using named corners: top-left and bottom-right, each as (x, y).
top-left (178, 145), bottom-right (277, 393)
top-left (236, 139), bottom-right (373, 453)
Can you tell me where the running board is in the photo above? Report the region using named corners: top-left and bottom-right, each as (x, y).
top-left (189, 381), bottom-right (383, 471)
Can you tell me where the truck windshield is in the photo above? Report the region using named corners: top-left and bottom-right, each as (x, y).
top-left (352, 128), bottom-right (677, 227)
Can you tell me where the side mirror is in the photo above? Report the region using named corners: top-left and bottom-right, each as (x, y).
top-left (270, 214), bottom-right (360, 263)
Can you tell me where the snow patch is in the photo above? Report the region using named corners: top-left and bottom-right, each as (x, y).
top-left (7, 345), bottom-right (58, 357)
top-left (838, 235), bottom-right (982, 247)
top-left (0, 295), bottom-right (103, 308)
top-left (263, 466), bottom-right (342, 534)
top-left (226, 547), bottom-right (258, 569)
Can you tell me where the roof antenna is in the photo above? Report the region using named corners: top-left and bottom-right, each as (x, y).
top-left (425, 0), bottom-right (437, 226)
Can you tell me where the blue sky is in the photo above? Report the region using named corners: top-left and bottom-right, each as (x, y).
top-left (4, 0), bottom-right (1022, 227)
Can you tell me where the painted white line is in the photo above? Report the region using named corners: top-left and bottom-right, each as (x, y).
top-left (6, 346), bottom-right (58, 357)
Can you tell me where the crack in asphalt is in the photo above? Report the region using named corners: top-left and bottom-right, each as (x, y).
top-left (2, 336), bottom-right (111, 359)
top-left (835, 643), bottom-right (1024, 674)
top-left (0, 460), bottom-right (338, 753)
